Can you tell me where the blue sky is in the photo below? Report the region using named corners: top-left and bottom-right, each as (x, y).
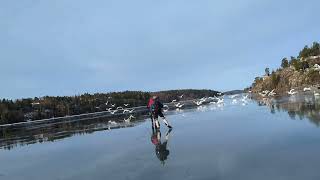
top-left (1, 0), bottom-right (319, 99)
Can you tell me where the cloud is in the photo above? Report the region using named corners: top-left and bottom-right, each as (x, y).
top-left (0, 0), bottom-right (319, 99)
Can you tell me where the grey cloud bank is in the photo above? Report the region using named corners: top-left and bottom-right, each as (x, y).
top-left (0, 0), bottom-right (319, 99)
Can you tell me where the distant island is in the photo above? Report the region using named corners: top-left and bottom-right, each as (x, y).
top-left (250, 42), bottom-right (320, 95)
top-left (0, 89), bottom-right (221, 125)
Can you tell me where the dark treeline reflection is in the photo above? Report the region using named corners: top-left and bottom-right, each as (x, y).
top-left (0, 114), bottom-right (147, 151)
top-left (255, 94), bottom-right (320, 127)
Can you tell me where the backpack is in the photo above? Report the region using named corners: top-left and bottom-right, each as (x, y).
top-left (150, 102), bottom-right (157, 113)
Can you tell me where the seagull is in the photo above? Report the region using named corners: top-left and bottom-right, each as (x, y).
top-left (303, 87), bottom-right (311, 91)
top-left (259, 90), bottom-right (270, 97)
top-left (105, 101), bottom-right (109, 105)
top-left (217, 98), bottom-right (224, 104)
top-left (31, 102), bottom-right (40, 106)
top-left (110, 110), bottom-right (118, 115)
top-left (163, 105), bottom-right (169, 112)
top-left (314, 64), bottom-right (320, 71)
top-left (200, 97), bottom-right (207, 101)
top-left (128, 109), bottom-right (135, 113)
top-left (124, 117), bottom-right (131, 123)
top-left (194, 100), bottom-right (203, 106)
top-left (124, 104), bottom-right (130, 107)
top-left (106, 108), bottom-right (112, 112)
top-left (268, 89), bottom-right (276, 96)
top-left (171, 99), bottom-right (177, 103)
top-left (124, 115), bottom-right (136, 123)
top-left (123, 109), bottom-right (130, 114)
top-left (288, 89), bottom-right (297, 95)
top-left (232, 99), bottom-right (238, 104)
top-left (108, 120), bottom-right (117, 125)
top-left (111, 104), bottom-right (116, 107)
top-left (259, 92), bottom-right (267, 97)
top-left (116, 106), bottom-right (123, 110)
top-left (241, 95), bottom-right (249, 101)
top-left (175, 103), bottom-right (184, 108)
top-left (179, 94), bottom-right (184, 98)
top-left (230, 94), bottom-right (239, 99)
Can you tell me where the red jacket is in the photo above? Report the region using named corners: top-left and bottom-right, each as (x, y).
top-left (147, 98), bottom-right (154, 109)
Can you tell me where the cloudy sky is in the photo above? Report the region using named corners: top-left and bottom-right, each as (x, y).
top-left (1, 0), bottom-right (319, 99)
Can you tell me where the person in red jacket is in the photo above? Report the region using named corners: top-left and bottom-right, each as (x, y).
top-left (147, 96), bottom-right (156, 128)
top-left (150, 96), bottom-right (172, 129)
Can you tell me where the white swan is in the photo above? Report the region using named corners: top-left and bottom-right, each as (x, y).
top-left (108, 120), bottom-right (117, 125)
top-left (288, 89), bottom-right (297, 95)
top-left (268, 89), bottom-right (276, 96)
top-left (231, 99), bottom-right (238, 104)
top-left (200, 97), bottom-right (207, 101)
top-left (194, 100), bottom-right (203, 106)
top-left (110, 110), bottom-right (118, 115)
top-left (217, 98), bottom-right (224, 104)
top-left (106, 108), bottom-right (112, 112)
top-left (303, 87), bottom-right (311, 91)
top-left (175, 103), bottom-right (184, 108)
top-left (123, 109), bottom-right (130, 114)
top-left (124, 115), bottom-right (136, 123)
top-left (314, 64), bottom-right (320, 71)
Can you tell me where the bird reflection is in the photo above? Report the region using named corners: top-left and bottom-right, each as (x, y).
top-left (151, 128), bottom-right (172, 165)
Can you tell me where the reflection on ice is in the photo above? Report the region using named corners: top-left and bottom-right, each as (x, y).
top-left (2, 93), bottom-right (320, 151)
top-left (2, 93), bottom-right (320, 180)
top-left (254, 93), bottom-right (320, 127)
top-left (151, 128), bottom-right (172, 165)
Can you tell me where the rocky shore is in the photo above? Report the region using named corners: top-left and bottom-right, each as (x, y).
top-left (250, 42), bottom-right (320, 96)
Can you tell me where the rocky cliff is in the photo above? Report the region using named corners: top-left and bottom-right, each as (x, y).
top-left (251, 42), bottom-right (320, 95)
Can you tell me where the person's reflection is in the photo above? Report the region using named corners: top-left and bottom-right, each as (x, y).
top-left (151, 128), bottom-right (172, 165)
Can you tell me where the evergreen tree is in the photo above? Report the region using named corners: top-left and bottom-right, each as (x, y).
top-left (281, 58), bottom-right (289, 68)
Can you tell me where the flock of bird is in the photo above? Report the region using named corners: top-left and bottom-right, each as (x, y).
top-left (257, 63), bottom-right (320, 98)
top-left (105, 93), bottom-right (252, 127)
top-left (103, 98), bottom-right (137, 126)
top-left (258, 86), bottom-right (320, 97)
top-left (104, 84), bottom-right (320, 129)
top-left (105, 100), bottom-right (136, 115)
